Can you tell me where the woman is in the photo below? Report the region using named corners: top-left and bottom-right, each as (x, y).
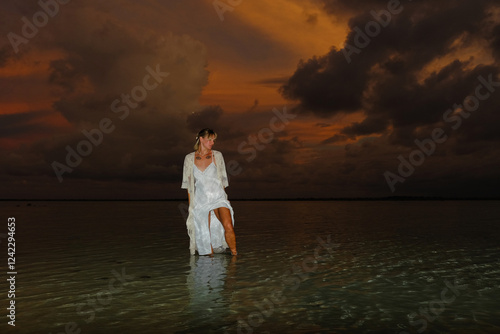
top-left (181, 128), bottom-right (237, 256)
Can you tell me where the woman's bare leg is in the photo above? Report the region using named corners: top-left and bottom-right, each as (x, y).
top-left (214, 207), bottom-right (237, 255)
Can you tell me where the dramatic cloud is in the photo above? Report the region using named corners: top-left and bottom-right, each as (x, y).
top-left (0, 110), bottom-right (54, 138)
top-left (279, 0), bottom-right (500, 196)
top-left (1, 0), bottom-right (499, 199)
top-left (0, 0), bottom-right (213, 197)
top-left (187, 105), bottom-right (224, 133)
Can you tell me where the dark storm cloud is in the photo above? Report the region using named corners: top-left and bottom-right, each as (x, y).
top-left (0, 0), bottom-right (213, 196)
top-left (280, 50), bottom-right (368, 114)
top-left (0, 0), bottom-right (308, 199)
top-left (321, 0), bottom-right (491, 15)
top-left (0, 110), bottom-right (54, 137)
top-left (316, 122), bottom-right (331, 128)
top-left (374, 61), bottom-right (500, 144)
top-left (322, 133), bottom-right (348, 144)
top-left (0, 45), bottom-right (13, 67)
top-left (48, 58), bottom-right (84, 94)
top-left (2, 0), bottom-right (499, 199)
top-left (340, 115), bottom-right (388, 138)
top-left (184, 104), bottom-right (248, 145)
top-left (281, 0), bottom-right (499, 143)
top-left (186, 105), bottom-right (223, 133)
top-left (275, 0), bottom-right (500, 197)
top-left (490, 23), bottom-right (500, 60)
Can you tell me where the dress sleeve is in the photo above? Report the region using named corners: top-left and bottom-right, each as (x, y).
top-left (181, 154), bottom-right (189, 189)
top-left (218, 152), bottom-right (229, 188)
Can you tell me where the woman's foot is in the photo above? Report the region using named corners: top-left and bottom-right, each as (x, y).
top-left (226, 248), bottom-right (237, 256)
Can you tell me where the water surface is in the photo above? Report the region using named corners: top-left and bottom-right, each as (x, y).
top-left (1, 200), bottom-right (499, 333)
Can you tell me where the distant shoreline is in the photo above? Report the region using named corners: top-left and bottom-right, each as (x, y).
top-left (1, 197), bottom-right (499, 202)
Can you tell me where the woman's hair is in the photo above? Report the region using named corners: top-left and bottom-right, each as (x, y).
top-left (194, 128), bottom-right (217, 151)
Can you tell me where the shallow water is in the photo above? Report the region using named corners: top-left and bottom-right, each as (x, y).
top-left (1, 200), bottom-right (500, 333)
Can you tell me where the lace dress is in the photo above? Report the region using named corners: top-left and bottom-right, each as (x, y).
top-left (193, 157), bottom-right (234, 255)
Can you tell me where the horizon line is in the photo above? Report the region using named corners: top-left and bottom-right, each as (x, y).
top-left (1, 196), bottom-right (500, 202)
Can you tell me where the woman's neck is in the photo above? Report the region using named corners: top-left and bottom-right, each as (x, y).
top-left (197, 148), bottom-right (211, 155)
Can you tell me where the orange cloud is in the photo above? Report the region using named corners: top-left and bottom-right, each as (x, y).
top-left (200, 0), bottom-right (348, 112)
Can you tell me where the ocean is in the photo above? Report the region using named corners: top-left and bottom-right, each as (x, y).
top-left (1, 200), bottom-right (499, 333)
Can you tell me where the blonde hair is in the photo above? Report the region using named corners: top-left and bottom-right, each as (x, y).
top-left (194, 128), bottom-right (217, 151)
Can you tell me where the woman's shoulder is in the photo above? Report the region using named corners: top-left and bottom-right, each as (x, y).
top-left (212, 150), bottom-right (224, 158)
top-left (184, 152), bottom-right (195, 162)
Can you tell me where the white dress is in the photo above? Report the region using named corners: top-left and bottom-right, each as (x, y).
top-left (193, 156), bottom-right (234, 255)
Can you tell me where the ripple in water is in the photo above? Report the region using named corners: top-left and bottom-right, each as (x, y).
top-left (2, 200), bottom-right (500, 333)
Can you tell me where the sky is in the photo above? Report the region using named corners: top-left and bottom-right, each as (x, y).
top-left (1, 0), bottom-right (500, 199)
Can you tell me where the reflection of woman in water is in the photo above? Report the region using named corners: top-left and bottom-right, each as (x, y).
top-left (185, 255), bottom-right (237, 331)
top-left (182, 128), bottom-right (237, 256)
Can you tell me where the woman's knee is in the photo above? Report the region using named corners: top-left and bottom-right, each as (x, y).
top-left (214, 207), bottom-right (232, 228)
top-left (221, 216), bottom-right (233, 230)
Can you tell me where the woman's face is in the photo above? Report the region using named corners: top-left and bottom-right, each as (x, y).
top-left (200, 135), bottom-right (215, 151)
